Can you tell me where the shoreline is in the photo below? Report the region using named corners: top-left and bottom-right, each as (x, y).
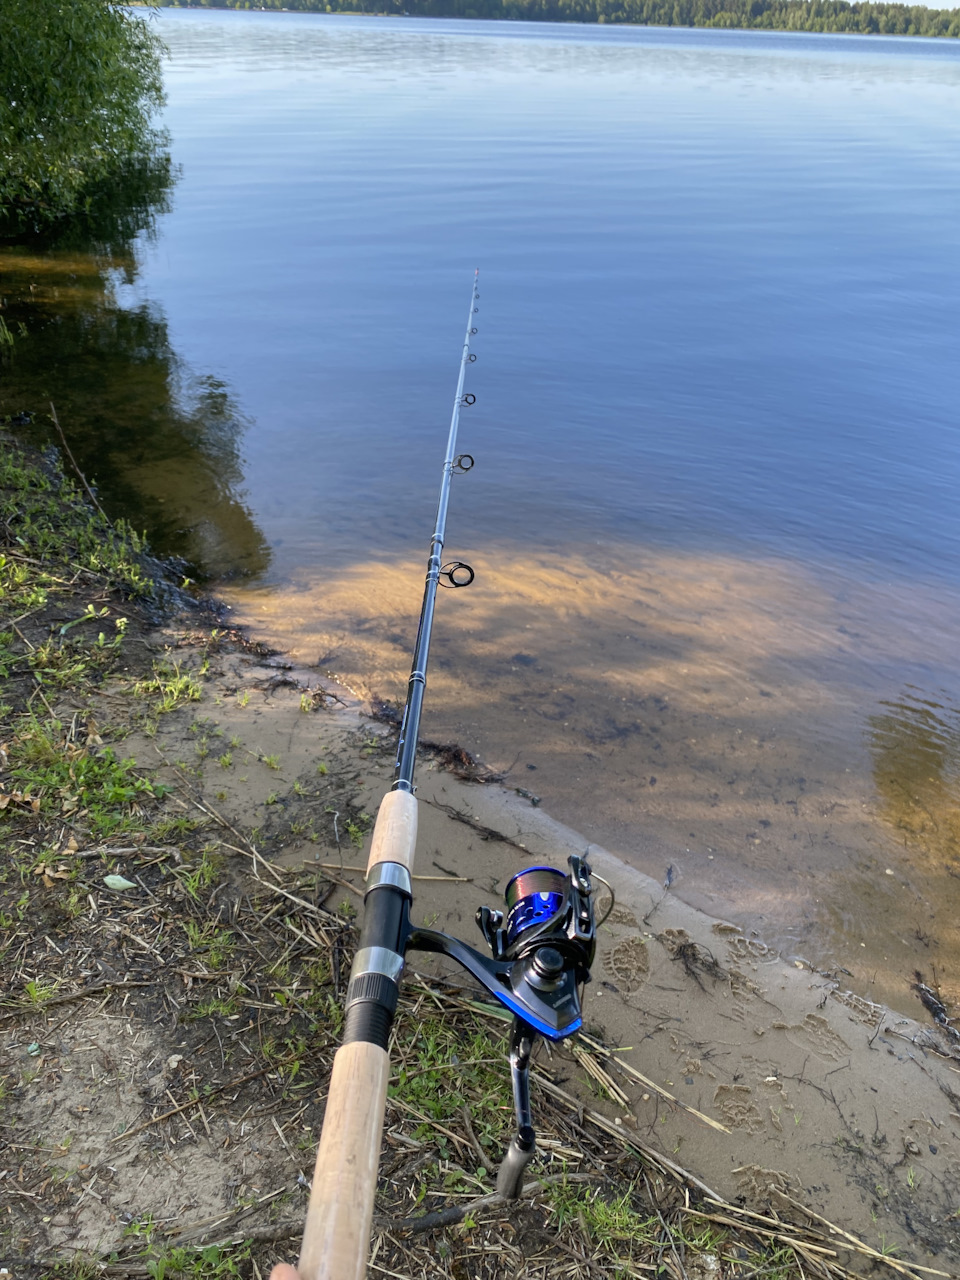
top-left (151, 4), bottom-right (960, 42)
top-left (2, 434), bottom-right (960, 1271)
top-left (221, 543), bottom-right (960, 1025)
top-left (145, 637), bottom-right (960, 1265)
top-left (344, 731), bottom-right (960, 1263)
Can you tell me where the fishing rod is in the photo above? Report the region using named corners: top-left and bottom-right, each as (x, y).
top-left (295, 273), bottom-right (598, 1280)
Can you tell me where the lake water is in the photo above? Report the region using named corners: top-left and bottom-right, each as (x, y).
top-left (4, 10), bottom-right (960, 1013)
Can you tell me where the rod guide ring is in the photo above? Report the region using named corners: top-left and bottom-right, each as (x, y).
top-left (440, 561), bottom-right (475, 588)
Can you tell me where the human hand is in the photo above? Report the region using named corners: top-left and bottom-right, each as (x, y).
top-left (269, 1266), bottom-right (301, 1280)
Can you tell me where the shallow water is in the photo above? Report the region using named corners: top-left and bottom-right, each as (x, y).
top-left (4, 10), bottom-right (960, 1013)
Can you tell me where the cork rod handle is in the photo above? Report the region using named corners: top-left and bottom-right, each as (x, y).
top-left (297, 790), bottom-right (418, 1280)
top-left (366, 789), bottom-right (418, 875)
top-left (298, 1040), bottom-right (390, 1280)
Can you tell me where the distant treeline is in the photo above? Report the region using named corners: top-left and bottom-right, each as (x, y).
top-left (159, 0), bottom-right (960, 37)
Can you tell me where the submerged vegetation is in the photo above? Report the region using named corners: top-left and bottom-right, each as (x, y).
top-left (160, 0), bottom-right (960, 38)
top-left (870, 690), bottom-right (960, 868)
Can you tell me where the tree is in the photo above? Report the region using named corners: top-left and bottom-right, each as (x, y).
top-left (0, 1), bottom-right (167, 233)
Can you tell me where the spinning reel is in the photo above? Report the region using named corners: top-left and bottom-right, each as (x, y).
top-left (407, 853), bottom-right (597, 1197)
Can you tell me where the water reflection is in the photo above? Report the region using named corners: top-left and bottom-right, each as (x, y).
top-left (0, 163), bottom-right (269, 580)
top-left (16, 151), bottom-right (179, 257)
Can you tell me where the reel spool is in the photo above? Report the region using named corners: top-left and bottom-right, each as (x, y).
top-left (504, 866), bottom-right (567, 951)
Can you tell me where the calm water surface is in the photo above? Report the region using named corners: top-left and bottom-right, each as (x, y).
top-left (5, 11), bottom-right (960, 1012)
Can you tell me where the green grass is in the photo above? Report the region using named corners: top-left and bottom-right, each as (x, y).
top-left (151, 815), bottom-right (201, 842)
top-left (8, 716), bottom-right (168, 835)
top-left (344, 812), bottom-right (371, 848)
top-left (174, 847), bottom-right (224, 901)
top-left (26, 617), bottom-right (127, 691)
top-left (20, 976), bottom-right (64, 1009)
top-left (138, 1239), bottom-right (253, 1280)
top-left (0, 448), bottom-right (150, 604)
top-left (547, 1179), bottom-right (660, 1249)
top-left (0, 443), bottom-right (174, 852)
top-left (0, 627), bottom-right (19, 677)
top-left (183, 920), bottom-right (236, 968)
top-left (20, 1234), bottom-right (254, 1280)
top-left (0, 889), bottom-right (31, 933)
top-left (135, 661), bottom-right (203, 714)
top-left (392, 1015), bottom-right (509, 1163)
top-left (187, 993), bottom-right (242, 1021)
top-left (544, 1180), bottom-right (758, 1279)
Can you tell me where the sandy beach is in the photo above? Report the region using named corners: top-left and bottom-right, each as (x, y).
top-left (127, 639), bottom-right (960, 1270)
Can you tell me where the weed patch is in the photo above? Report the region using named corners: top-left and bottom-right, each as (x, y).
top-left (7, 715), bottom-right (167, 834)
top-left (135, 660), bottom-right (203, 714)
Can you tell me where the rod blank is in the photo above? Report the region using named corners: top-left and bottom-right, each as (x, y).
top-left (393, 270), bottom-right (480, 792)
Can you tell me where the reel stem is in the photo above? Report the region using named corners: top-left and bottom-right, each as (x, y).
top-left (497, 1018), bottom-right (538, 1199)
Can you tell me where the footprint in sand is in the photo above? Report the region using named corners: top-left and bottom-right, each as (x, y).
top-left (607, 906), bottom-right (639, 927)
top-left (659, 927), bottom-right (691, 954)
top-left (604, 936), bottom-right (650, 993)
top-left (713, 1084), bottom-right (765, 1134)
top-left (734, 1164), bottom-right (796, 1207)
top-left (726, 935), bottom-right (778, 963)
top-left (829, 988), bottom-right (884, 1027)
top-left (773, 1013), bottom-right (850, 1062)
